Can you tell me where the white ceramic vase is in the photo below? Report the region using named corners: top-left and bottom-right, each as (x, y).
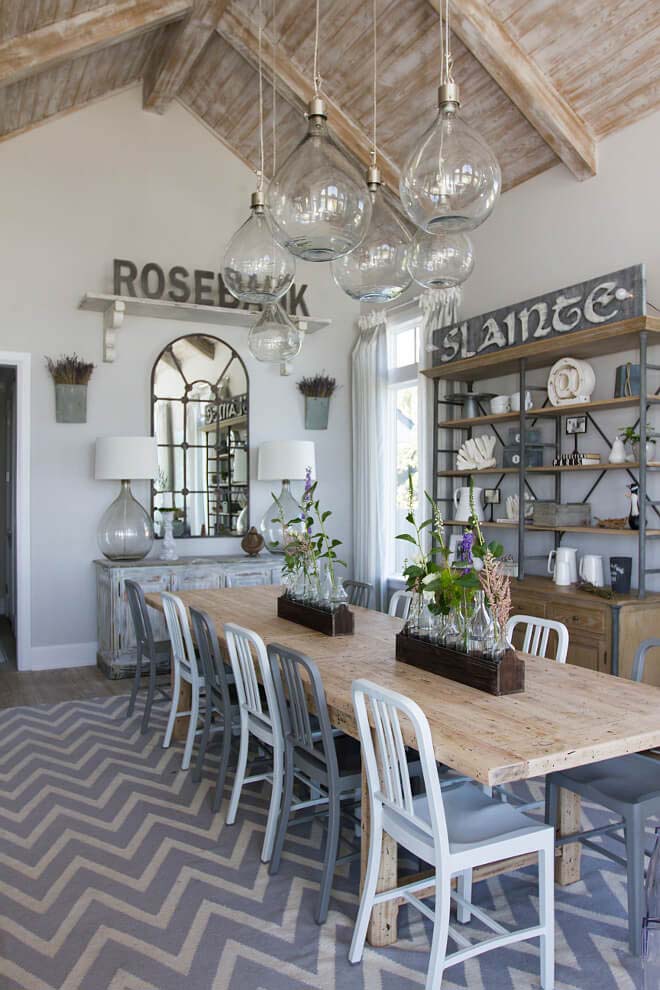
top-left (160, 515), bottom-right (178, 561)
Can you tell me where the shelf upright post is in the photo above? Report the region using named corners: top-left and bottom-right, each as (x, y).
top-left (433, 376), bottom-right (440, 563)
top-left (639, 331), bottom-right (648, 597)
top-left (518, 358), bottom-right (526, 580)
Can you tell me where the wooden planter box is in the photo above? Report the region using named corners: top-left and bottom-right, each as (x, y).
top-left (277, 595), bottom-right (354, 636)
top-left (395, 631), bottom-right (525, 696)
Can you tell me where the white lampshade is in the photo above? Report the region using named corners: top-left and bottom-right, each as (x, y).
top-left (95, 436), bottom-right (158, 481)
top-left (257, 441), bottom-right (316, 482)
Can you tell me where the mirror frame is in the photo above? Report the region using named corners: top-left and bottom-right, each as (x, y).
top-left (150, 333), bottom-right (250, 539)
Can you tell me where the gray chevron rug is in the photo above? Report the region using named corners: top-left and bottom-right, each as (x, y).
top-left (0, 695), bottom-right (648, 990)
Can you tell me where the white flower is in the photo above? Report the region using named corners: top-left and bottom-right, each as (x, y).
top-left (422, 573), bottom-right (436, 586)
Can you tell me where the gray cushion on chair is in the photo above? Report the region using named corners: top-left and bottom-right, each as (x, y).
top-left (551, 753), bottom-right (660, 805)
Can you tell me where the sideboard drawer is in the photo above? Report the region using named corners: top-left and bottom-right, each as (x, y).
top-left (547, 602), bottom-right (607, 636)
top-left (172, 567), bottom-right (222, 591)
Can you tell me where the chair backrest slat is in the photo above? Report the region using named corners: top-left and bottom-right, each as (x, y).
top-left (162, 592), bottom-right (200, 682)
top-left (633, 638), bottom-right (660, 682)
top-left (224, 623), bottom-right (278, 729)
top-left (190, 607), bottom-right (231, 708)
top-left (344, 580), bottom-right (373, 609)
top-left (388, 589), bottom-right (413, 620)
top-left (125, 580), bottom-right (156, 655)
top-left (506, 613), bottom-right (568, 664)
top-left (352, 679), bottom-right (448, 855)
top-left (268, 643), bottom-right (337, 773)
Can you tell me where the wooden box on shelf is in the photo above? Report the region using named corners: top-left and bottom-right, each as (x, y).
top-left (395, 631), bottom-right (525, 696)
top-left (277, 594), bottom-right (354, 636)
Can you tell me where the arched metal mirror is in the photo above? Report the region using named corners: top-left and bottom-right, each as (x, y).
top-left (151, 334), bottom-right (249, 537)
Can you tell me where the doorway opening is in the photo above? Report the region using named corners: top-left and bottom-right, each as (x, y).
top-left (0, 367), bottom-right (17, 671)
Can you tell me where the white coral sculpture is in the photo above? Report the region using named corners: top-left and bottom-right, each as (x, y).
top-left (456, 434), bottom-right (497, 472)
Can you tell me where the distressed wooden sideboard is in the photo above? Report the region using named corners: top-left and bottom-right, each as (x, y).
top-left (95, 555), bottom-right (283, 678)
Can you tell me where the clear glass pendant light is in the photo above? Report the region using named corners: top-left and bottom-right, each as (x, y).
top-left (408, 227), bottom-right (474, 288)
top-left (266, 0), bottom-right (371, 261)
top-left (331, 0), bottom-right (411, 302)
top-left (222, 190), bottom-right (295, 303)
top-left (221, 7), bottom-right (296, 304)
top-left (399, 0), bottom-right (500, 233)
top-left (248, 302), bottom-right (303, 363)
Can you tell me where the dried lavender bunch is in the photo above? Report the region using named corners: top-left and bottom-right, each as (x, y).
top-left (296, 373), bottom-right (338, 398)
top-left (46, 354), bottom-right (95, 384)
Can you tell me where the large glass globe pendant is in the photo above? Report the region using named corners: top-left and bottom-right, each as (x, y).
top-left (408, 227), bottom-right (474, 288)
top-left (222, 190), bottom-right (296, 304)
top-left (267, 98), bottom-right (372, 262)
top-left (400, 83), bottom-right (501, 233)
top-left (248, 302), bottom-right (303, 363)
top-left (331, 165), bottom-right (412, 303)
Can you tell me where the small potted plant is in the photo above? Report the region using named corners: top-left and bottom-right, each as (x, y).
top-left (620, 425), bottom-right (658, 463)
top-left (297, 373), bottom-right (338, 430)
top-left (46, 354), bottom-right (94, 423)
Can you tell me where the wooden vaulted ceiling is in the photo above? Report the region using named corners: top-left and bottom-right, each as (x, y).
top-left (0, 0), bottom-right (659, 197)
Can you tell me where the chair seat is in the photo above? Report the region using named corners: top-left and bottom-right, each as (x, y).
top-left (550, 753), bottom-right (660, 806)
top-left (383, 781), bottom-right (548, 864)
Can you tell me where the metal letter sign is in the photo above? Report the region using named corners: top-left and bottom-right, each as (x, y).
top-left (431, 264), bottom-right (646, 366)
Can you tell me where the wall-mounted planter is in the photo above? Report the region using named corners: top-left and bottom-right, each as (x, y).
top-left (304, 395), bottom-right (330, 430)
top-left (55, 383), bottom-right (88, 423)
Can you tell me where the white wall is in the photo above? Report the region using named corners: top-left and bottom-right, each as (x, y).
top-left (0, 87), bottom-right (359, 668)
top-left (452, 111), bottom-right (660, 586)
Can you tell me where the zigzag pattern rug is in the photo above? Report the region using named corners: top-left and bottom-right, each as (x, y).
top-left (0, 695), bottom-right (648, 990)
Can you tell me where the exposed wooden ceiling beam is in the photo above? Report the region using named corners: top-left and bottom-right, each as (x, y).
top-left (0, 0), bottom-right (192, 90)
top-left (143, 0), bottom-right (231, 114)
top-left (216, 7), bottom-right (401, 193)
top-left (427, 0), bottom-right (597, 180)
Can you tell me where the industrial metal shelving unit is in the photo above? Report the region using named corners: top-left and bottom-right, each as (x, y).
top-left (426, 316), bottom-right (660, 598)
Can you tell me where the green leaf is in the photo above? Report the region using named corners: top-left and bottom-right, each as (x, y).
top-left (396, 533), bottom-right (417, 545)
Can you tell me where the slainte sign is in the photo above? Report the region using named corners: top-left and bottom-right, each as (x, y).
top-left (112, 258), bottom-right (309, 316)
top-left (431, 264), bottom-right (645, 365)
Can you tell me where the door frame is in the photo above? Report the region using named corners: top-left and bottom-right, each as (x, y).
top-left (0, 352), bottom-right (31, 670)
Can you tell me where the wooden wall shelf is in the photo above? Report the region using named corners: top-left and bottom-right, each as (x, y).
top-left (439, 462), bottom-right (658, 478)
top-left (442, 519), bottom-right (660, 537)
top-left (440, 395), bottom-right (658, 430)
top-left (79, 292), bottom-right (331, 371)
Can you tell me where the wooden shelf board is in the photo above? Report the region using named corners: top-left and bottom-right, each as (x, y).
top-left (199, 415), bottom-right (247, 432)
top-left (442, 519), bottom-right (660, 536)
top-left (440, 395), bottom-right (654, 430)
top-left (423, 316), bottom-right (660, 381)
top-left (438, 462), bottom-right (659, 477)
top-left (79, 292), bottom-right (330, 334)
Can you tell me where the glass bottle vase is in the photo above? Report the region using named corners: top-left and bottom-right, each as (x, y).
top-left (469, 591), bottom-right (495, 657)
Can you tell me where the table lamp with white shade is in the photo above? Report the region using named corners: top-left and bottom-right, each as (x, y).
top-left (258, 440), bottom-right (316, 552)
top-left (95, 436), bottom-right (158, 560)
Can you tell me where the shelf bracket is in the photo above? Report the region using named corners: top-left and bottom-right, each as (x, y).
top-left (102, 300), bottom-right (126, 362)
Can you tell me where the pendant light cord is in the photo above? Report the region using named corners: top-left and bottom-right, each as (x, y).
top-left (272, 0), bottom-right (277, 176)
top-left (257, 0), bottom-right (265, 192)
top-left (439, 0), bottom-right (454, 85)
top-left (371, 0), bottom-right (377, 167)
top-left (312, 0), bottom-right (321, 96)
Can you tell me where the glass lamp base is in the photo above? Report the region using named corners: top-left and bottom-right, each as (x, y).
top-left (98, 481), bottom-right (154, 561)
top-left (259, 481), bottom-right (303, 554)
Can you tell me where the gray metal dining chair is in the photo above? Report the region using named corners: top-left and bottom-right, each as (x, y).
top-left (546, 636), bottom-right (660, 955)
top-left (388, 589), bottom-right (413, 620)
top-left (343, 579), bottom-right (373, 609)
top-left (267, 643), bottom-right (362, 924)
top-left (189, 608), bottom-right (239, 806)
top-left (125, 579), bottom-right (171, 733)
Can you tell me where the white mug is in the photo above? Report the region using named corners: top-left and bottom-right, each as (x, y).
top-left (490, 395), bottom-right (510, 415)
top-left (554, 560), bottom-right (572, 586)
top-left (579, 554), bottom-right (605, 587)
top-left (510, 390), bottom-right (533, 412)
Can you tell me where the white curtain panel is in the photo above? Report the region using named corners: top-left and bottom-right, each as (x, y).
top-left (351, 310), bottom-right (390, 610)
top-left (418, 287), bottom-right (461, 540)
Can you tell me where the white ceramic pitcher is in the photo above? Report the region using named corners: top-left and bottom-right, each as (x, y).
top-left (548, 547), bottom-right (578, 584)
top-left (453, 486), bottom-right (484, 522)
top-left (579, 554), bottom-right (605, 587)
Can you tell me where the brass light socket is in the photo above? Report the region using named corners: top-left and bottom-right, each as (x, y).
top-left (306, 96), bottom-right (327, 119)
top-left (250, 189), bottom-right (266, 211)
top-left (366, 164), bottom-right (381, 191)
top-left (438, 81), bottom-right (460, 109)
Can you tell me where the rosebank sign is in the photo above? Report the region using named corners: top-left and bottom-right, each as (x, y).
top-left (112, 258), bottom-right (310, 315)
top-left (431, 264), bottom-right (646, 365)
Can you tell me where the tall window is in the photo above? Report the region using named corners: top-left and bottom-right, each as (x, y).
top-left (388, 318), bottom-right (421, 575)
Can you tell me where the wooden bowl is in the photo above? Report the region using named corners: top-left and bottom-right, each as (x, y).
top-left (595, 517), bottom-right (627, 529)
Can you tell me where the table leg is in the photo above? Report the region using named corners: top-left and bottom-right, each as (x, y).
top-left (361, 762), bottom-right (399, 946)
top-left (556, 787), bottom-right (582, 885)
top-left (172, 657), bottom-right (191, 743)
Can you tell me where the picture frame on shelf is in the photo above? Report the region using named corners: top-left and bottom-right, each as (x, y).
top-left (566, 415), bottom-right (588, 435)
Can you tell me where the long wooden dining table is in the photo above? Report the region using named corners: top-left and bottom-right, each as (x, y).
top-left (145, 584), bottom-right (660, 948)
